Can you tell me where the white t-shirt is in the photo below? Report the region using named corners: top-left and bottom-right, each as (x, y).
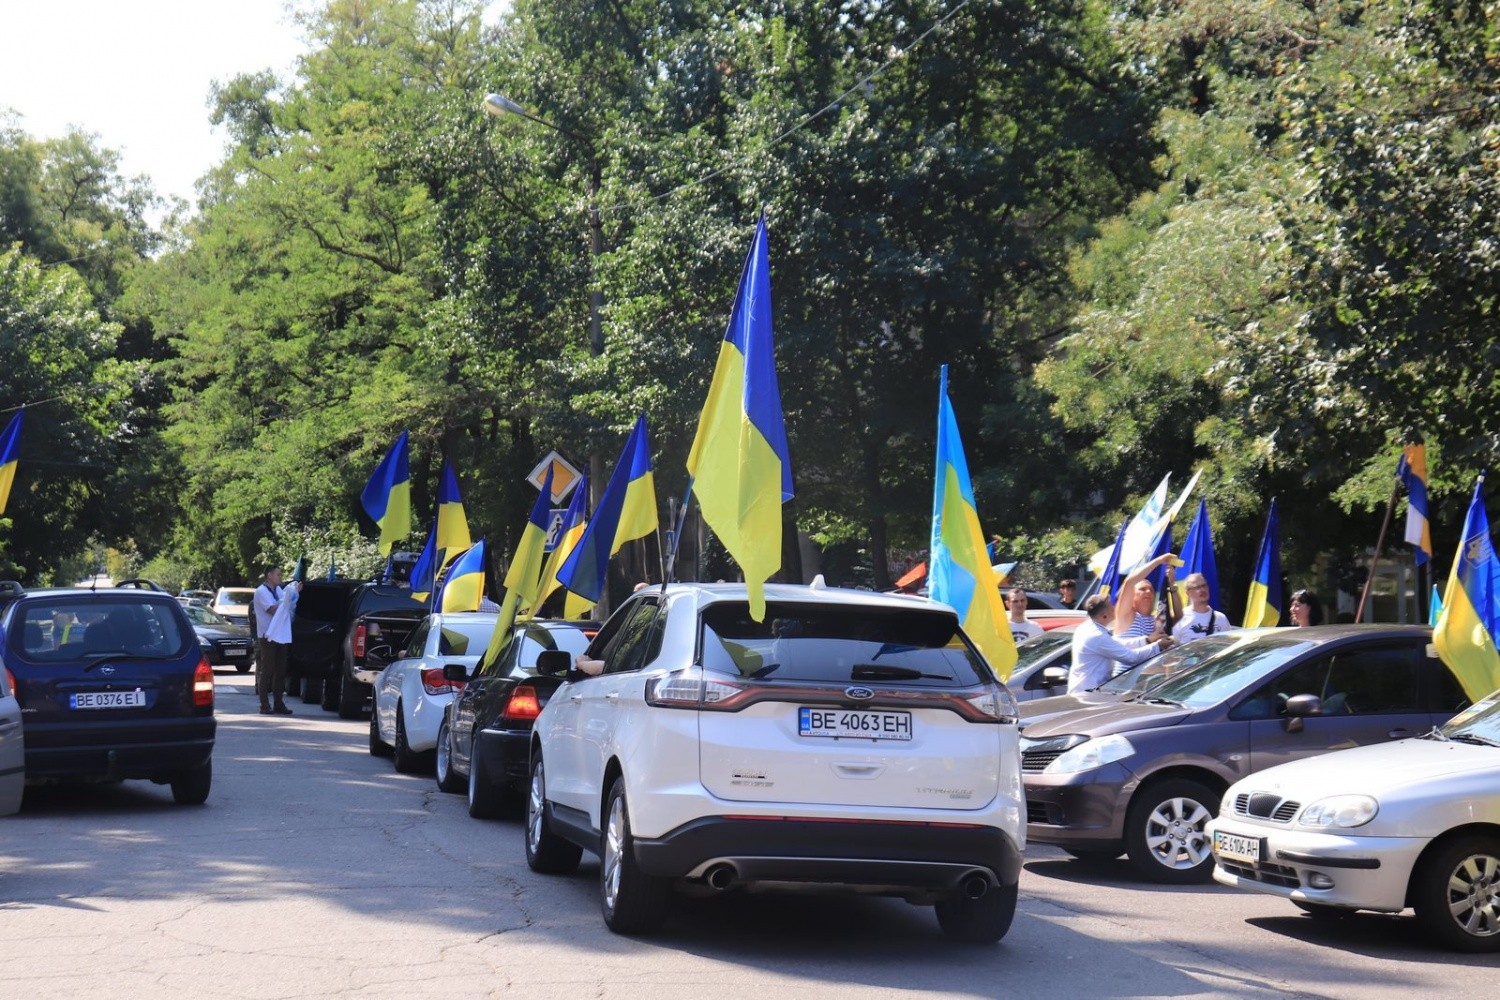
top-left (265, 586), bottom-right (299, 644)
top-left (1171, 608), bottom-right (1231, 644)
top-left (1009, 619), bottom-right (1043, 643)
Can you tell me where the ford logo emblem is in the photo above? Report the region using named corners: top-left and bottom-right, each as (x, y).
top-left (844, 686), bottom-right (875, 701)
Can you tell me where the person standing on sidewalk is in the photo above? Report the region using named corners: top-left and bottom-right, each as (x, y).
top-left (260, 576), bottom-right (302, 715)
top-left (252, 566), bottom-right (285, 714)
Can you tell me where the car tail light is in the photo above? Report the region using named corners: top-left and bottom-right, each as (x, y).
top-left (645, 666), bottom-right (752, 711)
top-left (193, 657), bottom-right (214, 707)
top-left (502, 683), bottom-right (541, 721)
top-left (4, 667), bottom-right (15, 696)
top-left (958, 684), bottom-right (1019, 724)
top-left (352, 624), bottom-right (367, 660)
top-left (421, 667), bottom-right (462, 695)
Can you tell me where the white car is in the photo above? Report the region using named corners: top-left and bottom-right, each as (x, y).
top-left (0, 657), bottom-right (22, 816)
top-left (524, 583), bottom-right (1025, 942)
top-left (370, 612), bottom-right (498, 774)
top-left (1207, 689), bottom-right (1500, 952)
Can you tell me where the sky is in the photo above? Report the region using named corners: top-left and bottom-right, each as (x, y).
top-left (0, 0), bottom-right (312, 209)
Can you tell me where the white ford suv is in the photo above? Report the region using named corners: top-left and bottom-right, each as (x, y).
top-left (524, 583), bottom-right (1025, 942)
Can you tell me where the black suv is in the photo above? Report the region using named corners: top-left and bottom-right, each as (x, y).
top-left (1, 586), bottom-right (216, 804)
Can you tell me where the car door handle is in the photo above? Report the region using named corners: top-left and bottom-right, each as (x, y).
top-left (1388, 727), bottom-right (1415, 739)
top-left (605, 692), bottom-right (620, 701)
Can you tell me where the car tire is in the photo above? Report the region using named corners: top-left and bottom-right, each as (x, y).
top-left (320, 673), bottom-right (340, 712)
top-left (300, 675), bottom-right (323, 703)
top-left (170, 761), bottom-right (212, 805)
top-left (467, 737), bottom-right (506, 818)
top-left (435, 718), bottom-right (465, 794)
top-left (391, 704), bottom-right (431, 774)
top-left (523, 755), bottom-right (581, 874)
top-left (1064, 848), bottom-right (1121, 863)
top-left (1292, 900), bottom-right (1353, 921)
top-left (337, 677), bottom-right (366, 720)
top-left (934, 881), bottom-right (1018, 944)
top-left (1124, 778), bottom-right (1218, 884)
top-left (1412, 834), bottom-right (1500, 952)
top-left (368, 705), bottom-right (392, 757)
top-left (234, 663), bottom-right (251, 674)
top-left (599, 776), bottom-right (671, 934)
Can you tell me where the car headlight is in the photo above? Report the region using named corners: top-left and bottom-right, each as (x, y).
top-left (1045, 733), bottom-right (1135, 775)
top-left (1297, 794), bottom-right (1379, 829)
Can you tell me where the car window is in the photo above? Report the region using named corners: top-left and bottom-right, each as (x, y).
top-left (215, 589), bottom-right (252, 607)
top-left (12, 598), bottom-right (191, 662)
top-left (1429, 654), bottom-right (1472, 714)
top-left (1150, 633), bottom-right (1321, 711)
top-left (404, 620), bottom-right (431, 659)
top-left (698, 601), bottom-right (988, 687)
top-left (585, 598), bottom-right (646, 660)
top-left (601, 601), bottom-right (662, 675)
top-left (507, 626), bottom-right (596, 678)
top-left (186, 606), bottom-right (231, 626)
top-left (1014, 631), bottom-right (1071, 671)
top-left (1324, 644), bottom-right (1423, 714)
top-left (437, 619), bottom-right (495, 657)
top-left (1229, 655), bottom-right (1330, 720)
top-left (1098, 633), bottom-right (1244, 697)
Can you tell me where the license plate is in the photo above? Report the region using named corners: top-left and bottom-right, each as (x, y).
top-left (225, 648), bottom-right (248, 657)
top-left (1213, 830), bottom-right (1264, 864)
top-left (798, 707), bottom-right (912, 741)
top-left (70, 690), bottom-right (146, 710)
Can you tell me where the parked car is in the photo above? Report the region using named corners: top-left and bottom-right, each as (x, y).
top-left (284, 576), bottom-right (423, 707)
top-left (328, 597), bottom-right (427, 718)
top-left (183, 604), bottom-right (255, 673)
top-left (1208, 688), bottom-right (1500, 952)
top-left (1, 585), bottom-right (215, 804)
top-left (177, 590), bottom-right (214, 608)
top-left (435, 618), bottom-right (598, 816)
top-left (0, 655), bottom-right (22, 816)
top-left (370, 612), bottom-right (498, 773)
top-left (525, 583), bottom-right (1025, 942)
top-left (1020, 625), bottom-right (1464, 883)
top-left (1026, 609), bottom-right (1087, 631)
top-left (211, 587), bottom-right (256, 627)
top-left (1007, 628), bottom-right (1075, 703)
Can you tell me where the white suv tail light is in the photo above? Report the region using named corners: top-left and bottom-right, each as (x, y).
top-left (646, 666), bottom-right (750, 710)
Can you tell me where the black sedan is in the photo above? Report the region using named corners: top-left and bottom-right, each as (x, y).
top-left (184, 605), bottom-right (256, 673)
top-left (435, 619), bottom-right (597, 817)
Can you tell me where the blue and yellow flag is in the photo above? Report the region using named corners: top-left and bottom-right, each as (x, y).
top-left (410, 518), bottom-right (438, 604)
top-left (0, 410), bottom-right (23, 515)
top-left (929, 366), bottom-right (1016, 680)
top-left (1397, 444), bottom-right (1433, 566)
top-left (435, 457), bottom-right (472, 568)
top-left (559, 417), bottom-right (658, 605)
top-left (1243, 499), bottom-right (1283, 627)
top-left (439, 539), bottom-right (486, 614)
top-left (537, 473), bottom-right (593, 619)
top-left (1429, 584), bottom-right (1444, 627)
top-left (1177, 499), bottom-right (1221, 610)
top-left (478, 469), bottom-right (555, 671)
top-left (1434, 476), bottom-right (1500, 702)
top-left (686, 215), bottom-right (793, 622)
top-left (360, 431), bottom-right (412, 556)
top-left (1098, 519), bottom-right (1128, 604)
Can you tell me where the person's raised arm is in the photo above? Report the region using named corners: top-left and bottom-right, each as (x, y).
top-left (1113, 552), bottom-right (1177, 634)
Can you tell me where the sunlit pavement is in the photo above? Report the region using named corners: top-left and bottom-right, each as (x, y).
top-left (0, 671), bottom-right (1481, 1000)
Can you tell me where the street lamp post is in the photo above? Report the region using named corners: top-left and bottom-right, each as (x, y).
top-left (482, 93), bottom-right (609, 608)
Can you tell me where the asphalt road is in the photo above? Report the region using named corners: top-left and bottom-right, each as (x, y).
top-left (0, 672), bottom-right (1484, 999)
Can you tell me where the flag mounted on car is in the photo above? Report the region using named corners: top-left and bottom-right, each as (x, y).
top-left (537, 473), bottom-right (592, 620)
top-left (1433, 475), bottom-right (1500, 701)
top-left (435, 456), bottom-right (472, 570)
top-left (559, 416), bottom-right (658, 606)
top-left (478, 467), bottom-right (556, 672)
top-left (0, 409), bottom-right (23, 515)
top-left (360, 431), bottom-right (412, 556)
top-left (439, 539), bottom-right (487, 614)
top-left (1243, 499), bottom-right (1282, 627)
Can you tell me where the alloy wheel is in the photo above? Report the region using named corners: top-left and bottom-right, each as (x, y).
top-left (1144, 796), bottom-right (1212, 870)
top-left (603, 794), bottom-right (625, 911)
top-left (1446, 852), bottom-right (1500, 938)
top-left (527, 762), bottom-right (546, 855)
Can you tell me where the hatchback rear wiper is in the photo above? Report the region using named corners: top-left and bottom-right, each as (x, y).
top-left (850, 664), bottom-right (949, 681)
top-left (83, 654), bottom-right (162, 672)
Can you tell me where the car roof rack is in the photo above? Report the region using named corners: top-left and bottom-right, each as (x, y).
top-left (0, 580), bottom-right (26, 598)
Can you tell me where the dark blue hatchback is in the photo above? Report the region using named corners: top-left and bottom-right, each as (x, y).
top-left (2, 587), bottom-right (216, 804)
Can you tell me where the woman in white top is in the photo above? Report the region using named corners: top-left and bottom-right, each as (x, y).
top-left (1172, 573), bottom-right (1230, 644)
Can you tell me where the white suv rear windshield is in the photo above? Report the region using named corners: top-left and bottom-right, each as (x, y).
top-left (699, 601), bottom-right (989, 687)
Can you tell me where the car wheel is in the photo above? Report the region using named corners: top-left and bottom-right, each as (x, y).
top-left (599, 776), bottom-right (670, 934)
top-left (934, 881), bottom-right (1018, 944)
top-left (435, 718), bottom-right (465, 794)
top-left (467, 737), bottom-right (506, 818)
top-left (1413, 834), bottom-right (1500, 952)
top-left (337, 677), bottom-right (366, 720)
top-left (1064, 848), bottom-right (1121, 863)
top-left (1124, 778), bottom-right (1218, 883)
top-left (1292, 900), bottom-right (1353, 920)
top-left (523, 755), bottom-right (581, 874)
top-left (391, 704), bottom-right (431, 774)
top-left (368, 705), bottom-right (392, 757)
top-left (234, 662), bottom-right (251, 674)
top-left (300, 675), bottom-right (323, 703)
top-left (170, 761), bottom-right (212, 805)
top-left (320, 673), bottom-right (340, 712)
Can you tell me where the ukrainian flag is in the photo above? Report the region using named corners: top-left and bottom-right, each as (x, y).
top-left (1243, 499), bottom-right (1283, 627)
top-left (559, 417), bottom-right (658, 605)
top-left (439, 539), bottom-right (487, 614)
top-left (0, 410), bottom-right (23, 515)
top-left (1397, 444), bottom-right (1433, 566)
top-left (478, 469), bottom-right (555, 670)
top-left (435, 457), bottom-right (472, 568)
top-left (409, 518), bottom-right (438, 604)
top-left (686, 215), bottom-right (793, 622)
top-left (537, 473), bottom-right (593, 619)
top-left (360, 431), bottom-right (412, 556)
top-left (929, 366), bottom-right (1016, 679)
top-left (1097, 519), bottom-right (1128, 603)
top-left (1434, 477), bottom-right (1500, 702)
top-left (1177, 499), bottom-right (1221, 610)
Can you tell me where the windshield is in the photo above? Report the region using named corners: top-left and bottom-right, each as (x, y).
top-left (437, 618), bottom-right (501, 656)
top-left (1097, 633), bottom-right (1246, 697)
top-left (215, 589), bottom-right (253, 607)
top-left (699, 601), bottom-right (990, 687)
top-left (1014, 630), bottom-right (1072, 672)
top-left (12, 597), bottom-right (192, 662)
top-left (1143, 632), bottom-right (1319, 709)
top-left (1443, 688), bottom-right (1500, 743)
top-left (186, 605), bottom-right (232, 626)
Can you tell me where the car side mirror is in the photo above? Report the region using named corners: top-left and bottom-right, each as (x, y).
top-left (442, 663), bottom-right (469, 683)
top-left (1041, 666), bottom-right (1068, 687)
top-left (535, 650), bottom-right (573, 676)
top-left (1283, 693), bottom-right (1322, 733)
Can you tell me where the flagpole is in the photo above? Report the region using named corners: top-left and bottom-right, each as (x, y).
top-left (664, 477), bottom-right (694, 585)
top-left (1356, 479), bottom-right (1401, 622)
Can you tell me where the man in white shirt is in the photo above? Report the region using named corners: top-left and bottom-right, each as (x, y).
top-left (1006, 588), bottom-right (1043, 644)
top-left (1069, 595), bottom-right (1174, 694)
top-left (252, 566), bottom-right (284, 714)
top-left (1172, 573), bottom-right (1231, 644)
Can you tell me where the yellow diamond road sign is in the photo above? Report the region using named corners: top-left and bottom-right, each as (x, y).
top-left (527, 451), bottom-right (582, 503)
